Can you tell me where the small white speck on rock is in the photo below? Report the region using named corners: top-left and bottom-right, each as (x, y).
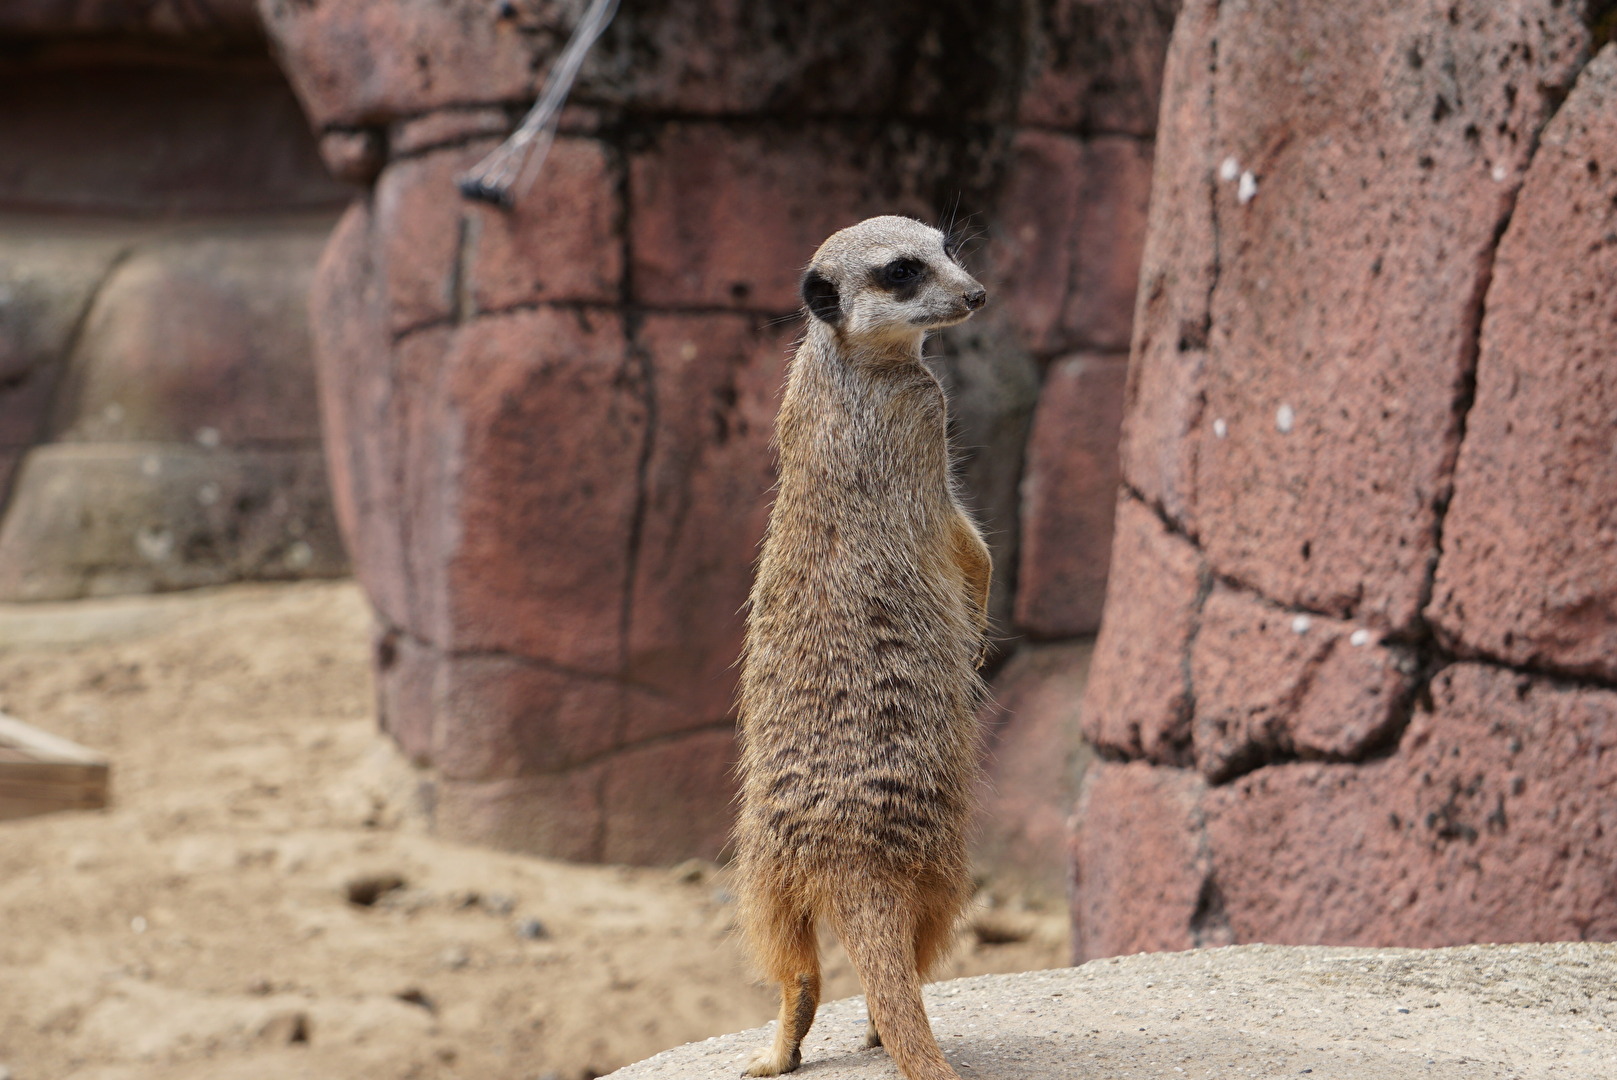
top-left (1350, 629), bottom-right (1371, 647)
top-left (1238, 170), bottom-right (1259, 204)
top-left (1491, 163), bottom-right (1508, 182)
top-left (1291, 615), bottom-right (1312, 635)
top-left (1220, 156), bottom-right (1241, 181)
top-left (1276, 403), bottom-right (1295, 433)
top-left (1213, 418), bottom-right (1228, 439)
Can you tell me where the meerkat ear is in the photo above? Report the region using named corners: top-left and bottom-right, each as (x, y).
top-left (801, 268), bottom-right (842, 325)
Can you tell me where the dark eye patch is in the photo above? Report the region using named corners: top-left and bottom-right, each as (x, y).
top-left (875, 257), bottom-right (927, 292)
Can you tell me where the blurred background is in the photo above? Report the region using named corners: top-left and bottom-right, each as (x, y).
top-left (0, 1), bottom-right (1613, 1078)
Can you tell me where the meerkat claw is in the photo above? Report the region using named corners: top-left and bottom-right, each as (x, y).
top-left (743, 1047), bottom-right (802, 1077)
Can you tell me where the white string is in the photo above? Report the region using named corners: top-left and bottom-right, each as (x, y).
top-left (458, 0), bottom-right (622, 207)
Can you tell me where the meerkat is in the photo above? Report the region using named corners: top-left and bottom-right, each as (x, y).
top-left (733, 216), bottom-right (991, 1080)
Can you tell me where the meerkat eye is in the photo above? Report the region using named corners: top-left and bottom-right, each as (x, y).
top-left (880, 258), bottom-right (926, 287)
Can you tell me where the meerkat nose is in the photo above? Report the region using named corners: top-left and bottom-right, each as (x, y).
top-left (964, 288), bottom-right (987, 311)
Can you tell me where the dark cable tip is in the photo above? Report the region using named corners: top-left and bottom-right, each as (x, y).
top-left (457, 173), bottom-right (516, 209)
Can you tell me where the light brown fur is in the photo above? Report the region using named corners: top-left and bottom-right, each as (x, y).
top-left (734, 216), bottom-right (991, 1080)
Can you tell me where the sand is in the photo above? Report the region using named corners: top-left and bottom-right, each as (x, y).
top-left (0, 581), bottom-right (1066, 1080)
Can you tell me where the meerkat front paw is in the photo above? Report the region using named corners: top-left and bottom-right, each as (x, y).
top-left (743, 1045), bottom-right (802, 1077)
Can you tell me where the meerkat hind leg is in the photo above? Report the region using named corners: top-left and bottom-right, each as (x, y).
top-left (745, 915), bottom-right (820, 1077)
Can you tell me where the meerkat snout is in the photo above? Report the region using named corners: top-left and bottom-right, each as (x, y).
top-left (799, 215), bottom-right (986, 344)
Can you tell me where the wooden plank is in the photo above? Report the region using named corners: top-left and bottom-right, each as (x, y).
top-left (0, 712), bottom-right (110, 820)
top-left (0, 794), bottom-right (102, 821)
top-left (0, 779), bottom-right (105, 805)
top-left (0, 759), bottom-right (108, 786)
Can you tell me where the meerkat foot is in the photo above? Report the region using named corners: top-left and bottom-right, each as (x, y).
top-left (744, 1045), bottom-right (802, 1077)
top-left (863, 1020), bottom-right (883, 1048)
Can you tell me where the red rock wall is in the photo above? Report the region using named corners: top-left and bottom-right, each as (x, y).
top-left (264, 0), bottom-right (1176, 867)
top-left (0, 14), bottom-right (352, 599)
top-left (1074, 0), bottom-right (1617, 958)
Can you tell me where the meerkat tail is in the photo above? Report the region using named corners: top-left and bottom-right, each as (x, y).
top-left (831, 888), bottom-right (961, 1080)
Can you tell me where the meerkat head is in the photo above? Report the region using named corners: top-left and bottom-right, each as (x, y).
top-left (799, 215), bottom-right (987, 349)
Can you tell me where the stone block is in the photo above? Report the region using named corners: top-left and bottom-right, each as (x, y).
top-left (310, 202), bottom-right (413, 630)
top-left (259, 0), bottom-right (550, 130)
top-left (589, 2), bottom-right (1021, 122)
top-left (1203, 663), bottom-right (1617, 946)
top-left (1069, 760), bottom-right (1214, 961)
top-left (427, 307), bottom-right (642, 674)
top-left (1116, 0), bottom-right (1219, 531)
top-left (374, 626), bottom-right (437, 766)
top-left (0, 0), bottom-right (261, 39)
top-left (49, 219), bottom-right (334, 447)
top-left (374, 144), bottom-right (490, 335)
top-left (465, 136), bottom-right (623, 315)
top-left (974, 641), bottom-right (1094, 900)
top-left (389, 107), bottom-right (512, 158)
top-left (1190, 585), bottom-right (1414, 781)
top-left (629, 122), bottom-right (931, 312)
top-left (1427, 47), bottom-right (1617, 682)
top-left (1189, 0), bottom-right (1587, 630)
top-left (1018, 0), bottom-right (1179, 136)
top-left (0, 444), bottom-right (345, 601)
top-left (433, 767), bottom-right (606, 864)
top-left (430, 653), bottom-right (624, 783)
top-left (1079, 495), bottom-right (1202, 762)
top-left (1014, 354), bottom-right (1127, 638)
top-left (599, 727), bottom-right (738, 865)
top-left (0, 225), bottom-right (134, 391)
top-left (623, 313), bottom-right (789, 732)
top-left (0, 223), bottom-right (141, 449)
top-left (996, 133), bottom-right (1152, 355)
top-left (0, 65), bottom-right (347, 214)
top-left (0, 449), bottom-right (19, 504)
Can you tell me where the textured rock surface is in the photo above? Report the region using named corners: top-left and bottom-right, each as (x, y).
top-left (0, 217), bottom-right (347, 601)
top-left (276, 0), bottom-right (1170, 861)
top-left (996, 133), bottom-right (1154, 355)
top-left (1205, 664), bottom-right (1617, 946)
top-left (608, 944), bottom-right (1617, 1079)
top-left (0, 16), bottom-right (352, 601)
top-left (1192, 0), bottom-right (1587, 631)
top-left (0, 222), bottom-right (144, 458)
top-left (1428, 47), bottom-right (1617, 682)
top-left (0, 444), bottom-right (343, 600)
top-left (1076, 3), bottom-right (1616, 957)
top-left (1115, 0), bottom-right (1216, 530)
top-left (0, 0), bottom-right (261, 38)
top-left (1190, 585), bottom-right (1414, 781)
top-left (0, 63), bottom-right (348, 215)
top-left (47, 220), bottom-right (332, 447)
top-left (1014, 354), bottom-right (1127, 638)
top-left (1080, 496), bottom-right (1203, 762)
top-left (1070, 761), bottom-right (1211, 961)
top-left (973, 641), bottom-right (1094, 898)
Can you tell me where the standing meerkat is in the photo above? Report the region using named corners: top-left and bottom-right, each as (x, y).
top-left (734, 215), bottom-right (991, 1080)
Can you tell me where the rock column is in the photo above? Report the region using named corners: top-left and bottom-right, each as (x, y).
top-left (1074, 0), bottom-right (1617, 958)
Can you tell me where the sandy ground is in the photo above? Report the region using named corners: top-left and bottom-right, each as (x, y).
top-left (0, 581), bottom-right (1067, 1080)
top-left (612, 942), bottom-right (1617, 1079)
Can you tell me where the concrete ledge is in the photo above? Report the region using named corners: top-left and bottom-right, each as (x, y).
top-left (608, 943), bottom-right (1616, 1079)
